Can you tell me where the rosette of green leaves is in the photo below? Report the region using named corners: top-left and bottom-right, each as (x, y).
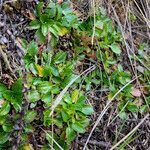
top-left (28, 2), bottom-right (79, 43)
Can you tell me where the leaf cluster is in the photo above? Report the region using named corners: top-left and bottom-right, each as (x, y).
top-left (29, 2), bottom-right (79, 43)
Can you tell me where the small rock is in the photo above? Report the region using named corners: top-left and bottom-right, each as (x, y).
top-left (0, 36), bottom-right (9, 44)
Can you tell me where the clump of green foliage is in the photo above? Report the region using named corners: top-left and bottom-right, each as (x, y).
top-left (0, 79), bottom-right (22, 147)
top-left (24, 40), bottom-right (94, 148)
top-left (28, 2), bottom-right (79, 43)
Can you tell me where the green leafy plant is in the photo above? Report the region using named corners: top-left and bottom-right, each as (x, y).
top-left (44, 91), bottom-right (93, 145)
top-left (20, 36), bottom-right (94, 148)
top-left (28, 2), bottom-right (79, 43)
top-left (78, 13), bottom-right (122, 54)
top-left (1, 1), bottom-right (149, 149)
top-left (0, 79), bottom-right (23, 147)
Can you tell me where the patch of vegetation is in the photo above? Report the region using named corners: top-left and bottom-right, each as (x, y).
top-left (0, 1), bottom-right (149, 149)
top-left (28, 2), bottom-right (79, 43)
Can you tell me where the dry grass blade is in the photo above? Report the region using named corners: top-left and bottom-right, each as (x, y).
top-left (83, 76), bottom-right (140, 150)
top-left (108, 101), bottom-right (129, 125)
top-left (110, 2), bottom-right (150, 71)
top-left (91, 0), bottom-right (96, 45)
top-left (133, 0), bottom-right (150, 29)
top-left (49, 65), bottom-right (96, 117)
top-left (41, 127), bottom-right (64, 150)
top-left (0, 46), bottom-right (13, 73)
top-left (110, 113), bottom-right (150, 150)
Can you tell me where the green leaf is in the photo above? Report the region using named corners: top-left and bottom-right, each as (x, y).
top-left (35, 2), bottom-right (44, 17)
top-left (42, 65), bottom-right (51, 77)
top-left (64, 14), bottom-right (77, 26)
top-left (61, 111), bottom-right (70, 122)
top-left (76, 95), bottom-right (86, 105)
top-left (140, 105), bottom-right (148, 114)
top-left (0, 131), bottom-right (10, 144)
top-left (12, 101), bottom-right (22, 112)
top-left (41, 93), bottom-right (51, 104)
top-left (50, 65), bottom-right (59, 77)
top-left (127, 102), bottom-right (138, 113)
top-left (71, 89), bottom-right (79, 103)
top-left (36, 29), bottom-right (46, 43)
top-left (119, 111), bottom-right (128, 120)
top-left (22, 39), bottom-right (28, 49)
top-left (82, 105), bottom-right (94, 115)
top-left (53, 24), bottom-right (68, 36)
top-left (71, 122), bottom-right (85, 133)
top-left (44, 110), bottom-right (53, 126)
top-left (51, 77), bottom-right (62, 84)
top-left (63, 93), bottom-right (72, 104)
top-left (53, 51), bottom-right (67, 64)
top-left (41, 24), bottom-right (49, 36)
top-left (37, 81), bottom-right (52, 94)
top-left (0, 83), bottom-right (7, 99)
top-left (2, 90), bottom-right (13, 101)
top-left (0, 115), bottom-right (7, 125)
top-left (0, 102), bottom-right (10, 116)
top-left (28, 41), bottom-right (38, 56)
top-left (109, 43), bottom-right (121, 54)
top-left (11, 78), bottom-right (22, 94)
top-left (24, 54), bottom-right (34, 67)
top-left (40, 14), bottom-right (48, 23)
top-left (24, 110), bottom-right (37, 123)
top-left (51, 86), bottom-right (60, 94)
top-left (95, 20), bottom-right (104, 29)
top-left (54, 119), bottom-right (63, 128)
top-left (66, 127), bottom-right (76, 143)
top-left (35, 64), bottom-right (44, 77)
top-left (2, 124), bottom-right (13, 132)
top-left (91, 79), bottom-right (100, 84)
top-left (80, 118), bottom-right (89, 128)
top-left (45, 6), bottom-right (57, 18)
top-left (48, 26), bottom-right (58, 37)
top-left (0, 83), bottom-right (7, 91)
top-left (56, 5), bottom-right (62, 20)
top-left (10, 79), bottom-right (23, 111)
top-left (28, 90), bottom-right (40, 102)
top-left (28, 20), bottom-right (40, 30)
top-left (24, 124), bottom-right (34, 133)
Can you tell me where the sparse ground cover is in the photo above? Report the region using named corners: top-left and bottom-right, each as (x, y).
top-left (0, 0), bottom-right (149, 150)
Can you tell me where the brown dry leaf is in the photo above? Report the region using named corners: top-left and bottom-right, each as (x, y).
top-left (0, 99), bottom-right (5, 107)
top-left (38, 44), bottom-right (44, 55)
top-left (25, 10), bottom-right (36, 20)
top-left (81, 36), bottom-right (96, 43)
top-left (47, 32), bottom-right (52, 43)
top-left (131, 88), bottom-right (141, 97)
top-left (86, 51), bottom-right (97, 59)
top-left (16, 37), bottom-right (25, 54)
top-left (3, 4), bottom-right (13, 14)
top-left (12, 0), bottom-right (22, 10)
top-left (58, 0), bottom-right (63, 4)
top-left (135, 98), bottom-right (143, 106)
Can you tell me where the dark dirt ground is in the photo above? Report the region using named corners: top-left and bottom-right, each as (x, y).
top-left (0, 0), bottom-right (150, 150)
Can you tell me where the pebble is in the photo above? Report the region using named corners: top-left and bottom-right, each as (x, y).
top-left (0, 36), bottom-right (9, 44)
